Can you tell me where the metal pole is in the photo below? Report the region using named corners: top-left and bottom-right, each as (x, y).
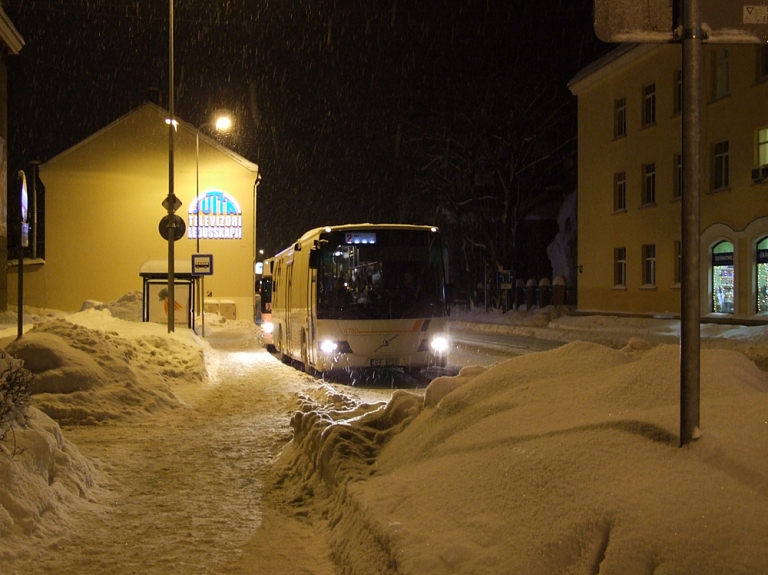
top-left (197, 129), bottom-right (206, 338)
top-left (17, 171), bottom-right (25, 340)
top-left (167, 0), bottom-right (176, 332)
top-left (253, 172), bottom-right (260, 328)
top-left (680, 0), bottom-right (702, 446)
top-left (29, 161), bottom-right (40, 260)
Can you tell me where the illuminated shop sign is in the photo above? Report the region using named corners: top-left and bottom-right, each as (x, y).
top-left (187, 190), bottom-right (242, 240)
top-left (712, 252), bottom-right (733, 266)
top-left (758, 250), bottom-right (768, 264)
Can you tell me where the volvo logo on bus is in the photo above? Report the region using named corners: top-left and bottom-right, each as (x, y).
top-left (374, 334), bottom-right (399, 353)
top-left (187, 190), bottom-right (243, 240)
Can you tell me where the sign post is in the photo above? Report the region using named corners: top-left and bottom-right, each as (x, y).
top-left (166, 0), bottom-right (176, 333)
top-left (192, 254), bottom-right (213, 337)
top-left (17, 171), bottom-right (27, 340)
top-left (593, 0), bottom-right (768, 446)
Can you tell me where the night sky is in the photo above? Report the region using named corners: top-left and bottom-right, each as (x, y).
top-left (5, 0), bottom-right (608, 256)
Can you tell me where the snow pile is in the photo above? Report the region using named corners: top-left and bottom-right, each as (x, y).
top-left (1, 310), bottom-right (206, 425)
top-left (273, 341), bottom-right (768, 574)
top-left (79, 290), bottom-right (143, 321)
top-left (0, 409), bottom-right (95, 543)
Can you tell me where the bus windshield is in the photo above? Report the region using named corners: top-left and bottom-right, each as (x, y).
top-left (315, 229), bottom-right (445, 320)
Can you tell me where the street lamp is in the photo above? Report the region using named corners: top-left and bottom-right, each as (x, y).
top-left (195, 114), bottom-right (232, 338)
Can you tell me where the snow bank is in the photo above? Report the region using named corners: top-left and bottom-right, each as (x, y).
top-left (0, 408), bottom-right (95, 546)
top-left (273, 341), bottom-right (768, 575)
top-left (1, 311), bottom-right (206, 425)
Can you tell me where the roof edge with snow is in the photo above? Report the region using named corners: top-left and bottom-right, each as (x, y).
top-left (41, 102), bottom-right (259, 173)
top-left (567, 44), bottom-right (666, 95)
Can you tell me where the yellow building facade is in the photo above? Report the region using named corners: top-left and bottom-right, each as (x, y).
top-left (0, 8), bottom-right (24, 312)
top-left (569, 43), bottom-right (768, 321)
top-left (8, 102), bottom-right (260, 321)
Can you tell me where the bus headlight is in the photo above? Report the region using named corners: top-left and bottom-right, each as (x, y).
top-left (320, 339), bottom-right (338, 354)
top-left (430, 336), bottom-right (449, 353)
top-left (262, 321), bottom-right (274, 334)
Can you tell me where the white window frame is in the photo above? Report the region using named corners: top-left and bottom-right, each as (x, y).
top-left (758, 127), bottom-right (768, 167)
top-left (712, 48), bottom-right (730, 100)
top-left (614, 247), bottom-right (627, 287)
top-left (758, 45), bottom-right (768, 82)
top-left (673, 70), bottom-right (682, 115)
top-left (713, 140), bottom-right (729, 191)
top-left (642, 83), bottom-right (656, 127)
top-left (614, 171), bottom-right (626, 212)
top-left (615, 97), bottom-right (627, 138)
top-left (642, 244), bottom-right (657, 287)
top-left (642, 162), bottom-right (656, 206)
top-left (673, 153), bottom-right (682, 200)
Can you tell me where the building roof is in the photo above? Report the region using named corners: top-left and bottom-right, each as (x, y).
top-left (567, 43), bottom-right (663, 95)
top-left (41, 101), bottom-right (259, 173)
top-left (0, 6), bottom-right (23, 55)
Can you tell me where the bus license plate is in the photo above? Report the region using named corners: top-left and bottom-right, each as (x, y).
top-left (371, 358), bottom-right (399, 367)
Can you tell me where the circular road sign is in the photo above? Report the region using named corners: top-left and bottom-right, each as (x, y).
top-left (159, 215), bottom-right (186, 242)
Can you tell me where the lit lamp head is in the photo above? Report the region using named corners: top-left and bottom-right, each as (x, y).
top-left (214, 115), bottom-right (232, 132)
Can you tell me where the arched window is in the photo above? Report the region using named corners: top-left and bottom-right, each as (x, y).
top-left (712, 241), bottom-right (734, 313)
top-left (757, 237), bottom-right (768, 315)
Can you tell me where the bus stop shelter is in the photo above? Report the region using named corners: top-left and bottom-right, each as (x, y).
top-left (139, 259), bottom-right (196, 328)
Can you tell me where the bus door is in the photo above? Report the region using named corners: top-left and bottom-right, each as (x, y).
top-left (286, 261), bottom-right (294, 355)
top-left (306, 266), bottom-right (317, 366)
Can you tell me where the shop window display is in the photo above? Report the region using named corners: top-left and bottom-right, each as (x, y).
top-left (758, 238), bottom-right (768, 315)
top-left (712, 241), bottom-right (734, 314)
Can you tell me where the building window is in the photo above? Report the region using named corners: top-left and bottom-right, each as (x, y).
top-left (713, 140), bottom-right (729, 191)
top-left (712, 241), bottom-right (734, 313)
top-left (674, 240), bottom-right (682, 285)
top-left (758, 237), bottom-right (768, 314)
top-left (758, 45), bottom-right (768, 81)
top-left (673, 153), bottom-right (682, 199)
top-left (642, 244), bottom-right (656, 286)
top-left (614, 171), bottom-right (626, 212)
top-left (673, 69), bottom-right (683, 115)
top-left (642, 83), bottom-right (656, 126)
top-left (642, 162), bottom-right (656, 205)
top-left (712, 48), bottom-right (730, 100)
top-left (614, 247), bottom-right (627, 287)
top-left (614, 97), bottom-right (627, 138)
top-left (758, 127), bottom-right (768, 166)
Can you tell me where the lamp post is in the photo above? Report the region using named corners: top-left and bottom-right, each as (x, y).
top-left (195, 115), bottom-right (232, 338)
top-left (166, 0), bottom-right (177, 333)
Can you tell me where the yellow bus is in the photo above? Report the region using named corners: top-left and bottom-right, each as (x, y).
top-left (271, 224), bottom-right (450, 375)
